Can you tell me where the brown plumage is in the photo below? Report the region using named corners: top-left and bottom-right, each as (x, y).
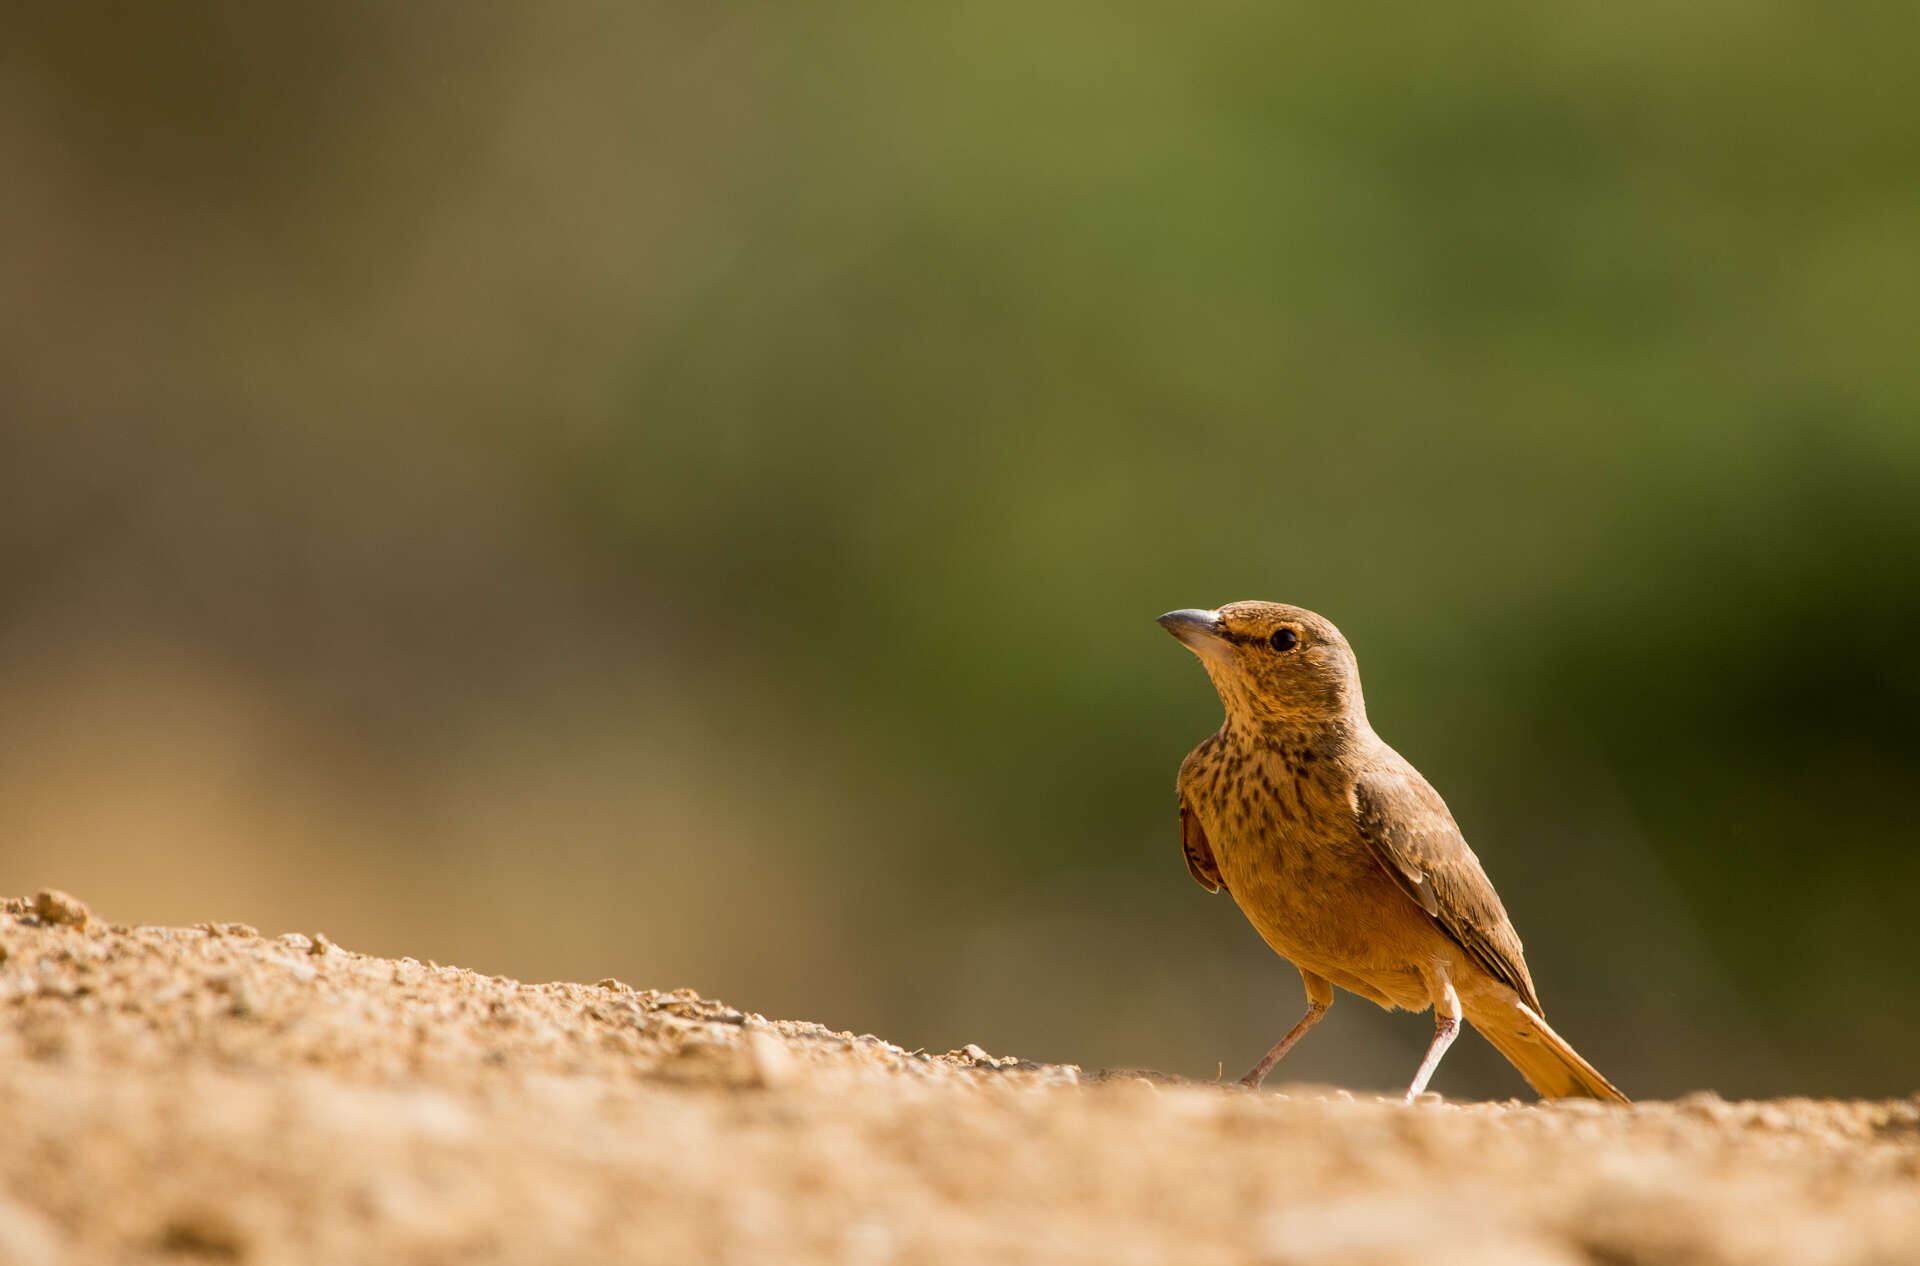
top-left (1158, 601), bottom-right (1626, 1103)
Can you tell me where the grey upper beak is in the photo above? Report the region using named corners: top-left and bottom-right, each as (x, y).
top-left (1157, 608), bottom-right (1223, 646)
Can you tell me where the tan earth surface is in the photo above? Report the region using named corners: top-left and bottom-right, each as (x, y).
top-left (2, 890), bottom-right (1916, 1265)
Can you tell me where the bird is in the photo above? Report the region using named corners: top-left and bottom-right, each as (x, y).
top-left (1157, 601), bottom-right (1626, 1103)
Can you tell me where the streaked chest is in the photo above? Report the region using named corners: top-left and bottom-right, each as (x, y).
top-left (1184, 734), bottom-right (1360, 874)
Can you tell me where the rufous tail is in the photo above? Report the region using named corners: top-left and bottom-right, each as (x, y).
top-left (1470, 997), bottom-right (1629, 1103)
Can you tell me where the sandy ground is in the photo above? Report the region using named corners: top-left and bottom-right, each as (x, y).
top-left (2, 891), bottom-right (1916, 1266)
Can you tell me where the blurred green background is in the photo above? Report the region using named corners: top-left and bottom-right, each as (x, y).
top-left (5, 2), bottom-right (1917, 1100)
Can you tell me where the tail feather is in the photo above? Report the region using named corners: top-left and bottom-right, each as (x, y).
top-left (1470, 998), bottom-right (1629, 1103)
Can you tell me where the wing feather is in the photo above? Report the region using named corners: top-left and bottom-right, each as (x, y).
top-left (1350, 754), bottom-right (1540, 1013)
top-left (1178, 796), bottom-right (1222, 893)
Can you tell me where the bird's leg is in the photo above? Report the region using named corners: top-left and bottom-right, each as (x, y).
top-left (1239, 971), bottom-right (1333, 1088)
top-left (1405, 977), bottom-right (1462, 1101)
top-left (1238, 1005), bottom-right (1325, 1087)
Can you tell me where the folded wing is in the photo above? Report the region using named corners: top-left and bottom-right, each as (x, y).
top-left (1349, 752), bottom-right (1540, 1014)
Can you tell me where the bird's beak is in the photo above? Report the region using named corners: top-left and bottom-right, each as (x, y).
top-left (1157, 608), bottom-right (1228, 659)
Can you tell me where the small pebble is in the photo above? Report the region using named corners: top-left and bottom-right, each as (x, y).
top-left (746, 1030), bottom-right (796, 1088)
top-left (32, 889), bottom-right (91, 930)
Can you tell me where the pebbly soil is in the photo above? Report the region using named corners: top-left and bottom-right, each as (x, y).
top-left (2, 890), bottom-right (1916, 1266)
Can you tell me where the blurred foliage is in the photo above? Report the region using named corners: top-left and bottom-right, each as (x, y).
top-left (3, 1), bottom-right (1918, 1098)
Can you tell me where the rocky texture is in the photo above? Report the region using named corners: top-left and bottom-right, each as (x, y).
top-left (2, 893), bottom-right (1916, 1265)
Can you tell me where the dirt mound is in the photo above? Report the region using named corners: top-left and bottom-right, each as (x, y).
top-left (2, 891), bottom-right (1915, 1265)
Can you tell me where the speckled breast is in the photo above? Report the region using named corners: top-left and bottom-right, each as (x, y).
top-left (1188, 743), bottom-right (1443, 1011)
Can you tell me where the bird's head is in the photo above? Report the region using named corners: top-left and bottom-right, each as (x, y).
top-left (1157, 601), bottom-right (1367, 729)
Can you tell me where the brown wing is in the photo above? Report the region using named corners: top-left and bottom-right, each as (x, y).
top-left (1178, 795), bottom-right (1222, 893)
top-left (1349, 752), bottom-right (1540, 1014)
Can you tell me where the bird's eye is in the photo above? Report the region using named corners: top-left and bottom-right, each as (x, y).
top-left (1269, 627), bottom-right (1299, 652)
